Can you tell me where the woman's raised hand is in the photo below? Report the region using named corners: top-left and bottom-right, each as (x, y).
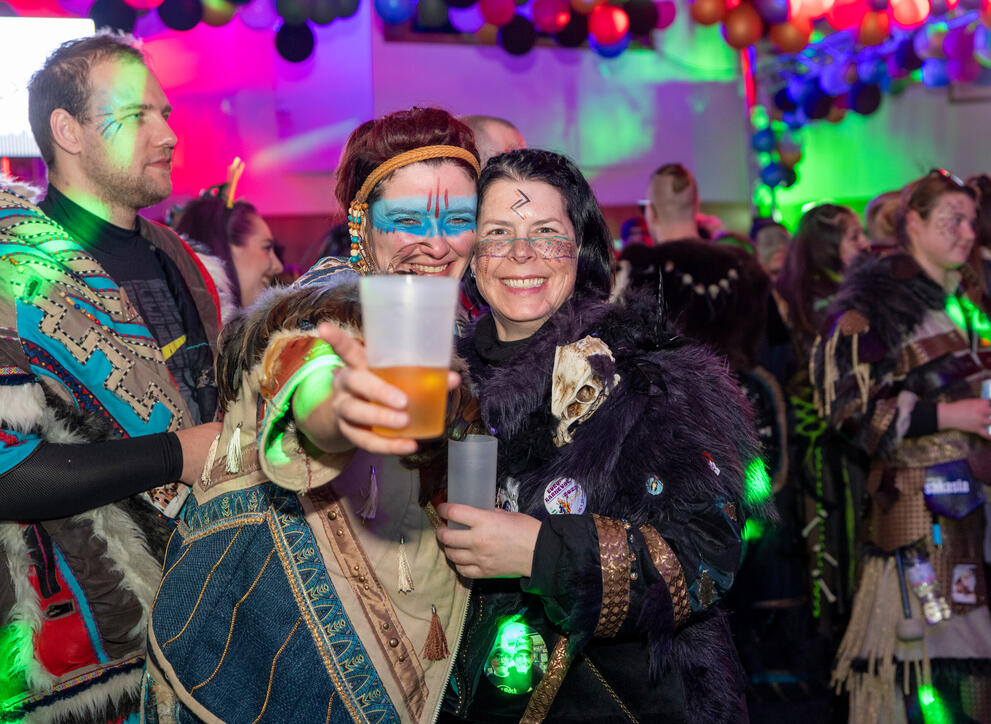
top-left (292, 322), bottom-right (459, 456)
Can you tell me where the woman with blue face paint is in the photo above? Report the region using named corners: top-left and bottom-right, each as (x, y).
top-left (145, 108), bottom-right (483, 723)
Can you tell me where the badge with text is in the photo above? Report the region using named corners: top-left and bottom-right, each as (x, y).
top-left (543, 477), bottom-right (587, 515)
top-left (952, 563), bottom-right (978, 605)
top-left (923, 460), bottom-right (985, 519)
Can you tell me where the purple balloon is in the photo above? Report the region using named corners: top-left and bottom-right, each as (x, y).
top-left (820, 59), bottom-right (852, 95)
top-left (866, 0), bottom-right (888, 10)
top-left (239, 0), bottom-right (278, 29)
top-left (922, 57), bottom-right (950, 87)
top-left (754, 0), bottom-right (788, 25)
top-left (943, 26), bottom-right (975, 63)
top-left (858, 57), bottom-right (885, 84)
top-left (948, 57), bottom-right (981, 83)
top-left (448, 4), bottom-right (484, 33)
top-left (958, 0), bottom-right (983, 10)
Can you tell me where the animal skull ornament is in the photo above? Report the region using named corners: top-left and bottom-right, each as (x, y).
top-left (550, 336), bottom-right (621, 447)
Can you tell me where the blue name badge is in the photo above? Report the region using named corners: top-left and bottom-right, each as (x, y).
top-left (923, 460), bottom-right (986, 519)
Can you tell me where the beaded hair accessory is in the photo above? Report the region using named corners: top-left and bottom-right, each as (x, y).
top-left (225, 157), bottom-right (246, 209)
top-left (347, 145), bottom-right (481, 273)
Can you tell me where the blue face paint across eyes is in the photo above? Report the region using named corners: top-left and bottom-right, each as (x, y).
top-left (370, 195), bottom-right (477, 238)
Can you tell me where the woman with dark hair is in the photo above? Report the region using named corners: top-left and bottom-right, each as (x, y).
top-left (816, 171), bottom-right (991, 721)
top-left (145, 108), bottom-right (482, 723)
top-left (429, 149), bottom-right (764, 722)
top-left (174, 190), bottom-right (283, 311)
top-left (775, 203), bottom-right (869, 361)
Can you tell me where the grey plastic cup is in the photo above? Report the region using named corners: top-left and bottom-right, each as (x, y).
top-left (447, 434), bottom-right (498, 529)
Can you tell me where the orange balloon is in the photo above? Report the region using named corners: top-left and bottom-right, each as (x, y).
top-left (202, 0), bottom-right (235, 25)
top-left (476, 23), bottom-right (499, 42)
top-left (827, 105), bottom-right (847, 123)
top-left (723, 3), bottom-right (763, 48)
top-left (779, 148), bottom-right (802, 166)
top-left (857, 10), bottom-right (889, 45)
top-left (889, 0), bottom-right (929, 27)
top-left (770, 18), bottom-right (812, 52)
top-left (689, 0), bottom-right (726, 25)
top-left (571, 0), bottom-right (605, 14)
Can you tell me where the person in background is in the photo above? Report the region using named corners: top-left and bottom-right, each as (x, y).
top-left (750, 218), bottom-right (791, 282)
top-left (174, 180), bottom-right (283, 313)
top-left (865, 190), bottom-right (901, 252)
top-left (817, 170), bottom-right (991, 723)
top-left (1, 32), bottom-right (221, 723)
top-left (459, 114), bottom-right (525, 165)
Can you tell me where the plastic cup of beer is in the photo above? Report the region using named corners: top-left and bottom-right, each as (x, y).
top-left (447, 434), bottom-right (498, 529)
top-left (360, 275), bottom-right (459, 439)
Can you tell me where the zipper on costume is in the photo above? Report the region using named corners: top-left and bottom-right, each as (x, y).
top-left (430, 581), bottom-right (475, 724)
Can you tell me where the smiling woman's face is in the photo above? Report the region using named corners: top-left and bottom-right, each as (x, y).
top-left (365, 160), bottom-right (477, 278)
top-left (472, 178), bottom-right (578, 342)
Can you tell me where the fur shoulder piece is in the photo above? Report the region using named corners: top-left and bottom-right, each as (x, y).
top-left (824, 253), bottom-right (944, 351)
top-left (217, 280), bottom-right (361, 408)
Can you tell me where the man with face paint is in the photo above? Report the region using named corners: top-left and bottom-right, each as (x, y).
top-left (0, 32), bottom-right (222, 723)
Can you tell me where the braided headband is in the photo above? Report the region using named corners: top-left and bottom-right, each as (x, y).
top-left (347, 145), bottom-right (481, 272)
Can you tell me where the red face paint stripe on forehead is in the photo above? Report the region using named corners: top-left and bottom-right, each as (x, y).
top-left (427, 190), bottom-right (432, 213)
top-left (435, 179), bottom-right (441, 219)
top-left (445, 189), bottom-right (449, 210)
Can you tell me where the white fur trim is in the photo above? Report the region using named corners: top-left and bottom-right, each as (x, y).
top-left (894, 389), bottom-right (919, 446)
top-left (0, 383), bottom-right (47, 434)
top-left (78, 505), bottom-right (162, 641)
top-left (24, 665), bottom-right (143, 724)
top-left (195, 250), bottom-right (238, 326)
top-left (0, 522), bottom-right (57, 692)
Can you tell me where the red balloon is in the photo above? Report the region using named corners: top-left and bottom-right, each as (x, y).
top-left (690, 0), bottom-right (726, 25)
top-left (770, 17), bottom-right (812, 51)
top-left (533, 0), bottom-right (571, 32)
top-left (826, 0), bottom-right (866, 28)
top-left (857, 9), bottom-right (889, 44)
top-left (481, 0), bottom-right (516, 26)
top-left (589, 4), bottom-right (629, 44)
top-left (889, 0), bottom-right (929, 27)
top-left (656, 0), bottom-right (677, 28)
top-left (723, 3), bottom-right (764, 48)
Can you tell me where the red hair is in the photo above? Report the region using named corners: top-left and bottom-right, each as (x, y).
top-left (334, 108), bottom-right (479, 212)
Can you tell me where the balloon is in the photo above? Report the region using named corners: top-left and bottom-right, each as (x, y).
top-left (774, 86), bottom-right (798, 110)
top-left (476, 22), bottom-right (499, 40)
top-left (417, 0), bottom-right (449, 27)
top-left (890, 0), bottom-right (929, 28)
top-left (90, 0), bottom-right (137, 30)
top-left (856, 9), bottom-right (888, 44)
top-left (866, 0), bottom-right (887, 8)
top-left (943, 26), bottom-right (975, 62)
top-left (570, 0), bottom-right (604, 12)
top-left (751, 128), bottom-right (776, 152)
top-left (124, 0), bottom-right (164, 9)
top-left (770, 17), bottom-right (811, 52)
top-left (656, 0), bottom-right (676, 28)
top-left (689, 0), bottom-right (725, 25)
top-left (848, 82), bottom-right (881, 113)
top-left (159, 0), bottom-right (202, 28)
top-left (589, 31), bottom-right (631, 55)
top-left (782, 166), bottom-right (798, 187)
top-left (202, 0), bottom-right (235, 23)
top-left (374, 0), bottom-right (413, 22)
top-left (498, 14), bottom-right (537, 52)
top-left (958, 0), bottom-right (982, 8)
top-left (589, 4), bottom-right (628, 44)
top-left (779, 146), bottom-right (802, 166)
top-left (624, 0), bottom-right (658, 34)
top-left (722, 3), bottom-right (763, 48)
top-left (782, 108), bottom-right (808, 128)
top-left (481, 0), bottom-right (515, 25)
top-left (792, 0), bottom-right (833, 19)
top-left (754, 0), bottom-right (789, 23)
top-left (820, 60), bottom-right (852, 94)
top-left (275, 21), bottom-right (314, 61)
top-left (826, 0), bottom-right (865, 29)
top-left (239, 0), bottom-right (278, 28)
top-left (948, 57), bottom-right (981, 82)
top-left (533, 0), bottom-right (570, 32)
top-left (928, 0), bottom-right (948, 12)
top-left (309, 0), bottom-right (334, 22)
top-left (449, 3), bottom-right (485, 31)
top-left (761, 164), bottom-right (784, 187)
top-left (921, 57), bottom-right (950, 86)
top-left (802, 82), bottom-right (832, 118)
top-left (333, 0), bottom-right (359, 17)
top-left (447, 0), bottom-right (477, 7)
top-left (787, 74), bottom-right (813, 102)
top-left (276, 0), bottom-right (309, 22)
top-left (976, 25), bottom-right (991, 67)
top-left (59, 0), bottom-right (97, 13)
top-left (857, 57), bottom-right (885, 83)
top-left (894, 36), bottom-right (923, 70)
top-left (555, 10), bottom-right (588, 44)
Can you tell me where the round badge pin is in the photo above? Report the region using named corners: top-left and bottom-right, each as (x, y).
top-left (483, 619), bottom-right (549, 696)
top-left (543, 477), bottom-right (587, 515)
top-left (647, 476), bottom-right (664, 495)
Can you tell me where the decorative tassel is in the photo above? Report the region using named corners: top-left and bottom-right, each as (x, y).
top-left (225, 422), bottom-right (243, 474)
top-left (357, 465), bottom-right (378, 520)
top-left (398, 535), bottom-right (414, 594)
top-left (421, 604), bottom-right (449, 661)
top-left (200, 433), bottom-right (221, 486)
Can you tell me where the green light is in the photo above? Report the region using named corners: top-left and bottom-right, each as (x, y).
top-left (945, 295), bottom-right (991, 346)
top-left (750, 106), bottom-right (769, 129)
top-left (811, 30), bottom-right (824, 42)
top-left (753, 184), bottom-right (773, 207)
top-left (742, 518), bottom-right (766, 542)
top-left (0, 621), bottom-right (32, 718)
top-left (757, 151), bottom-right (772, 166)
top-left (744, 458), bottom-right (772, 506)
top-left (917, 686), bottom-right (952, 724)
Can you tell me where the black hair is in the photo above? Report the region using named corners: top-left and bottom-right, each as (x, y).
top-left (468, 148), bottom-right (611, 305)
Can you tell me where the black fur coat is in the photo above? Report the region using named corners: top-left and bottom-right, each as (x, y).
top-left (445, 291), bottom-right (765, 723)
